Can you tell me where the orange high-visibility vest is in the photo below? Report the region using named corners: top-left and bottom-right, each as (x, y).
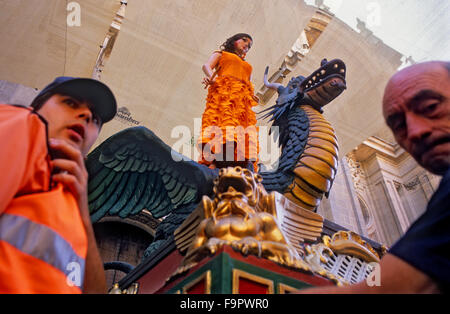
top-left (0, 105), bottom-right (87, 293)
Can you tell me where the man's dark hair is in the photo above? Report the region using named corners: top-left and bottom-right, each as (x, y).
top-left (30, 92), bottom-right (53, 112)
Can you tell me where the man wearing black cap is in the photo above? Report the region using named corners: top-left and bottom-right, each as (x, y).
top-left (0, 77), bottom-right (117, 293)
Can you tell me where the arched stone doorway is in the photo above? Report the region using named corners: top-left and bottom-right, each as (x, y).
top-left (93, 211), bottom-right (159, 287)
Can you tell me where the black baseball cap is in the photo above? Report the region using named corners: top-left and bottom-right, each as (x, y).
top-left (30, 77), bottom-right (117, 123)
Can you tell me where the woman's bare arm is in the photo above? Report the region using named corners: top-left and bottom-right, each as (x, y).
top-left (202, 52), bottom-right (221, 88)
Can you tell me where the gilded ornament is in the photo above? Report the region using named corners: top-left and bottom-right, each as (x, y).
top-left (109, 282), bottom-right (139, 294)
top-left (178, 166), bottom-right (323, 272)
top-left (327, 230), bottom-right (380, 263)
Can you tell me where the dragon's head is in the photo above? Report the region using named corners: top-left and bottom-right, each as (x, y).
top-left (301, 59), bottom-right (346, 110)
top-left (261, 59), bottom-right (346, 120)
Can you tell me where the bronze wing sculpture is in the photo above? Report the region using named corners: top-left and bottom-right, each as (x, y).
top-left (86, 127), bottom-right (219, 255)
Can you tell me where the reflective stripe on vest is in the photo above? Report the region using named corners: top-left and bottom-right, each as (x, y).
top-left (0, 213), bottom-right (85, 289)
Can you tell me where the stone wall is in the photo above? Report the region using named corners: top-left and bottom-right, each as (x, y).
top-left (0, 80), bottom-right (38, 106)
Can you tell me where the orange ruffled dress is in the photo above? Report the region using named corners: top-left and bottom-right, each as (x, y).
top-left (198, 51), bottom-right (259, 171)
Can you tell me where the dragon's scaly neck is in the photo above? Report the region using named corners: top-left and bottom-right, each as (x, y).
top-left (275, 104), bottom-right (339, 211)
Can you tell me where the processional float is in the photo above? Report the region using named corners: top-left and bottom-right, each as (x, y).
top-left (86, 59), bottom-right (385, 294)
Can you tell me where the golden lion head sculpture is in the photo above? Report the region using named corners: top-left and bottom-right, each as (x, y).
top-left (211, 167), bottom-right (268, 215)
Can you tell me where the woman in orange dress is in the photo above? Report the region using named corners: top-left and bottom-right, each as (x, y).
top-left (198, 33), bottom-right (259, 171)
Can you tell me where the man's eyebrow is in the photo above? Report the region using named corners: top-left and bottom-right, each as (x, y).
top-left (406, 89), bottom-right (442, 108)
top-left (61, 94), bottom-right (100, 124)
top-left (385, 112), bottom-right (404, 128)
top-left (60, 93), bottom-right (85, 104)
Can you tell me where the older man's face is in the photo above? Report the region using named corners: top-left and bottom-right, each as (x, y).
top-left (382, 62), bottom-right (450, 175)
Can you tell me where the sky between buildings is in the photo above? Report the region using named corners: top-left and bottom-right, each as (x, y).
top-left (304, 0), bottom-right (450, 64)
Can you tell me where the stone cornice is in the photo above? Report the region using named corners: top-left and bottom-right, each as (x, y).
top-left (362, 136), bottom-right (404, 159)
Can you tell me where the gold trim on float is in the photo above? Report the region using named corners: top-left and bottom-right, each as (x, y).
top-left (278, 283), bottom-right (298, 294)
top-left (324, 231), bottom-right (381, 263)
top-left (109, 282), bottom-right (139, 294)
top-left (182, 270), bottom-right (212, 294)
top-left (232, 269), bottom-right (274, 294)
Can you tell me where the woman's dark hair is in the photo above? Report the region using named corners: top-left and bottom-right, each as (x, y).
top-left (220, 33), bottom-right (253, 54)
